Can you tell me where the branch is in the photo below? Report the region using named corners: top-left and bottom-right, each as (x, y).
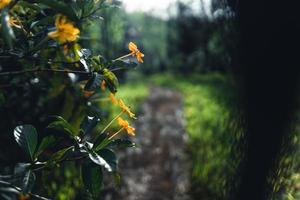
top-left (0, 180), bottom-right (51, 200)
top-left (0, 68), bottom-right (91, 76)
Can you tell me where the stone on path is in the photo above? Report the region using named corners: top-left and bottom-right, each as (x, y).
top-left (103, 87), bottom-right (190, 200)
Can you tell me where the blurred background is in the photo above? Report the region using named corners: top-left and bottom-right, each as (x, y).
top-left (1, 0), bottom-right (300, 200)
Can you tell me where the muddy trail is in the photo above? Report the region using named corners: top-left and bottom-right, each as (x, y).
top-left (102, 87), bottom-right (191, 200)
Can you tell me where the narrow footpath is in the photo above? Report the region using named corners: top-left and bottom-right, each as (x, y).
top-left (103, 87), bottom-right (190, 200)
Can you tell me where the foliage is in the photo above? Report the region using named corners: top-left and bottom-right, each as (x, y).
top-left (166, 2), bottom-right (236, 74)
top-left (0, 0), bottom-right (144, 199)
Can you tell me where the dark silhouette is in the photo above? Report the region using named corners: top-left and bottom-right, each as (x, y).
top-left (228, 1), bottom-right (300, 200)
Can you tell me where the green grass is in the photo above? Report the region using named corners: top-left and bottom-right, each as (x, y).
top-left (148, 73), bottom-right (238, 199)
top-left (99, 73), bottom-right (300, 200)
top-left (116, 82), bottom-right (149, 111)
top-left (102, 81), bottom-right (149, 131)
top-left (119, 73), bottom-right (238, 199)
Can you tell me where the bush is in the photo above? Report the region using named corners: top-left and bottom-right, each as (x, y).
top-left (0, 1), bottom-right (144, 199)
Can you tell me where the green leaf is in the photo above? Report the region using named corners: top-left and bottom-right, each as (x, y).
top-left (37, 0), bottom-right (78, 21)
top-left (0, 181), bottom-right (19, 199)
top-left (84, 73), bottom-right (102, 91)
top-left (14, 163), bottom-right (30, 175)
top-left (74, 0), bottom-right (95, 18)
top-left (47, 116), bottom-right (76, 139)
top-left (103, 69), bottom-right (118, 93)
top-left (30, 16), bottom-right (53, 29)
top-left (108, 139), bottom-right (136, 148)
top-left (93, 133), bottom-right (110, 151)
top-left (18, 1), bottom-right (42, 12)
top-left (46, 146), bottom-right (73, 166)
top-left (81, 161), bottom-right (103, 199)
top-left (12, 164), bottom-right (35, 193)
top-left (88, 151), bottom-right (112, 172)
top-left (80, 116), bottom-right (100, 136)
top-left (35, 135), bottom-right (57, 157)
top-left (1, 8), bottom-right (15, 49)
top-left (98, 149), bottom-right (117, 172)
top-left (21, 170), bottom-right (36, 193)
top-left (14, 125), bottom-right (38, 161)
top-left (111, 60), bottom-right (138, 69)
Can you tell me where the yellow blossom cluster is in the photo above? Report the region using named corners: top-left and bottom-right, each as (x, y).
top-left (128, 42), bottom-right (144, 63)
top-left (100, 80), bottom-right (136, 137)
top-left (118, 117), bottom-right (135, 136)
top-left (0, 0), bottom-right (11, 9)
top-left (81, 42), bottom-right (144, 138)
top-left (48, 15), bottom-right (80, 43)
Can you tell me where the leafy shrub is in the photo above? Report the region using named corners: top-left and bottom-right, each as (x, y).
top-left (0, 1), bottom-right (145, 199)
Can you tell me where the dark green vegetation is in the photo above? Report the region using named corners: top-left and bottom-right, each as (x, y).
top-left (120, 74), bottom-right (300, 200)
top-left (0, 1), bottom-right (138, 199)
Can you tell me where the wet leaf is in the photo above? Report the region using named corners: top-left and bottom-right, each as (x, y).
top-left (84, 73), bottom-right (102, 91)
top-left (14, 125), bottom-right (38, 161)
top-left (80, 116), bottom-right (100, 136)
top-left (37, 0), bottom-right (78, 21)
top-left (21, 170), bottom-right (35, 193)
top-left (35, 135), bottom-right (57, 157)
top-left (88, 151), bottom-right (112, 172)
top-left (47, 116), bottom-right (76, 139)
top-left (46, 146), bottom-right (73, 166)
top-left (98, 149), bottom-right (117, 172)
top-left (81, 161), bottom-right (103, 199)
top-left (1, 8), bottom-right (15, 49)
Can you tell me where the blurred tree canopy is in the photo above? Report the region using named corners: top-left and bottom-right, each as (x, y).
top-left (86, 0), bottom-right (236, 75)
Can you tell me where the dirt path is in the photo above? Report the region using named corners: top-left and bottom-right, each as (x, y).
top-left (103, 87), bottom-right (190, 200)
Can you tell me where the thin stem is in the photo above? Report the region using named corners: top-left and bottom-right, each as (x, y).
top-left (50, 60), bottom-right (80, 65)
top-left (110, 67), bottom-right (126, 72)
top-left (113, 52), bottom-right (134, 61)
top-left (31, 165), bottom-right (47, 172)
top-left (65, 154), bottom-right (88, 161)
top-left (0, 68), bottom-right (91, 76)
top-left (109, 127), bottom-right (124, 140)
top-left (28, 36), bottom-right (50, 54)
top-left (100, 111), bottom-right (124, 134)
top-left (0, 180), bottom-right (51, 200)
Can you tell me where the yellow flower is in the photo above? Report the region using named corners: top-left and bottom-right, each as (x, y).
top-left (128, 42), bottom-right (138, 52)
top-left (118, 117), bottom-right (135, 136)
top-left (83, 91), bottom-right (94, 98)
top-left (63, 44), bottom-right (69, 54)
top-left (0, 0), bottom-right (11, 9)
top-left (18, 193), bottom-right (30, 200)
top-left (128, 42), bottom-right (144, 63)
top-left (101, 80), bottom-right (106, 91)
top-left (48, 15), bottom-right (80, 43)
top-left (110, 93), bottom-right (117, 105)
top-left (119, 99), bottom-right (136, 119)
top-left (9, 17), bottom-right (21, 28)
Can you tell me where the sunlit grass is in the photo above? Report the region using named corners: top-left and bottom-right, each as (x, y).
top-left (148, 73), bottom-right (237, 198)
